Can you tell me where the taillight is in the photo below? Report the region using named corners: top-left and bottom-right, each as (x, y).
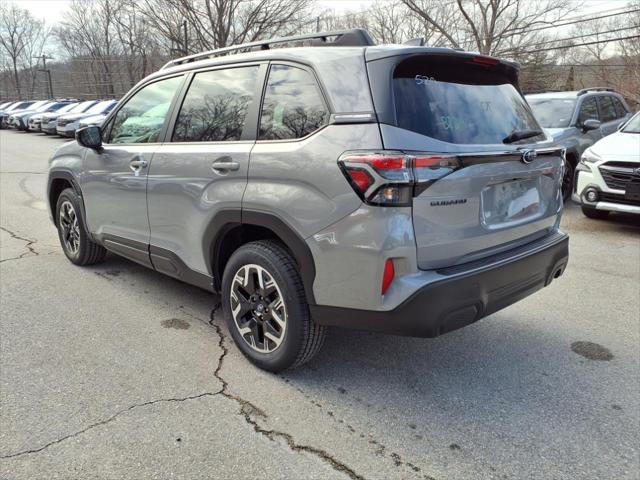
top-left (338, 151), bottom-right (460, 206)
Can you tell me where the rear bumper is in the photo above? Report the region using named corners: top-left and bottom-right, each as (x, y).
top-left (311, 232), bottom-right (569, 337)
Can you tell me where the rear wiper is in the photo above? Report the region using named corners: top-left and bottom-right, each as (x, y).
top-left (502, 129), bottom-right (543, 144)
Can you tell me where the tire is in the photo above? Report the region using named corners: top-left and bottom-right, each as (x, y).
top-left (562, 158), bottom-right (574, 202)
top-left (581, 206), bottom-right (609, 219)
top-left (221, 240), bottom-right (326, 372)
top-left (55, 188), bottom-right (107, 265)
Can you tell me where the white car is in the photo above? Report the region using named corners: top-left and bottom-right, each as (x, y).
top-left (573, 111), bottom-right (640, 218)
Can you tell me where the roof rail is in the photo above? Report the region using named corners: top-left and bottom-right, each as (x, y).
top-left (161, 28), bottom-right (375, 70)
top-left (577, 87), bottom-right (614, 96)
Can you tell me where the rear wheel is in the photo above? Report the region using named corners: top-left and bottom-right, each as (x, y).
top-left (221, 240), bottom-right (326, 372)
top-left (581, 206), bottom-right (609, 219)
top-left (56, 188), bottom-right (107, 265)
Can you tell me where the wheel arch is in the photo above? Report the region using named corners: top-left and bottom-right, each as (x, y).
top-left (48, 170), bottom-right (84, 227)
top-left (207, 210), bottom-right (317, 305)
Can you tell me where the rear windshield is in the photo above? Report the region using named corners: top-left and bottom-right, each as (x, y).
top-left (527, 98), bottom-right (576, 128)
top-left (393, 57), bottom-right (543, 145)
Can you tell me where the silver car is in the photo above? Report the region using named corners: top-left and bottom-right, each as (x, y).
top-left (48, 29), bottom-right (569, 372)
top-left (526, 89), bottom-right (633, 200)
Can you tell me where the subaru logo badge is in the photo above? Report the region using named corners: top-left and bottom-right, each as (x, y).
top-left (521, 149), bottom-right (537, 164)
top-left (635, 167), bottom-right (640, 176)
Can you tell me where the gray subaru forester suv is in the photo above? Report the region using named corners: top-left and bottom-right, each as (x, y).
top-left (48, 29), bottom-right (569, 372)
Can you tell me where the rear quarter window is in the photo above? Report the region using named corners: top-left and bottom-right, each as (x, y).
top-left (259, 64), bottom-right (329, 141)
top-left (598, 96), bottom-right (617, 123)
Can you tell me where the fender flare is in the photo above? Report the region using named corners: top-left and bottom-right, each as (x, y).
top-left (47, 170), bottom-right (94, 240)
top-left (205, 209), bottom-right (317, 305)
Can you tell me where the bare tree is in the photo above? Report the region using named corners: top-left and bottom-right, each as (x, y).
top-left (138, 0), bottom-right (313, 53)
top-left (401, 0), bottom-right (571, 57)
top-left (0, 1), bottom-right (48, 98)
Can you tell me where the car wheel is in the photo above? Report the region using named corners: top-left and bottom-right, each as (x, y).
top-left (562, 159), bottom-right (574, 202)
top-left (581, 206), bottom-right (609, 220)
top-left (56, 188), bottom-right (107, 265)
top-left (221, 240), bottom-right (326, 372)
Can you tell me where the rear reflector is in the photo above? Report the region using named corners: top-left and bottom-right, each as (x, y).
top-left (381, 258), bottom-right (394, 295)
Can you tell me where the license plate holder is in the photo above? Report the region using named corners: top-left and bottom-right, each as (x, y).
top-left (482, 178), bottom-right (542, 229)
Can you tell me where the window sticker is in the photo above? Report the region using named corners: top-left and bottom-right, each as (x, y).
top-left (415, 75), bottom-right (436, 85)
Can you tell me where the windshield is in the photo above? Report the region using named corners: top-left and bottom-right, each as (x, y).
top-left (527, 98), bottom-right (576, 128)
top-left (621, 113), bottom-right (640, 133)
top-left (34, 102), bottom-right (56, 112)
top-left (58, 103), bottom-right (78, 113)
top-left (393, 57), bottom-right (543, 144)
top-left (86, 100), bottom-right (114, 114)
top-left (24, 100), bottom-right (49, 111)
top-left (71, 101), bottom-right (96, 113)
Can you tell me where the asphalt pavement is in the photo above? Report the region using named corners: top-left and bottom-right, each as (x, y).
top-left (1, 129), bottom-right (638, 480)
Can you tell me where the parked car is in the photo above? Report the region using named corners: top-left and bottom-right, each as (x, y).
top-left (0, 100), bottom-right (36, 128)
top-left (526, 88), bottom-right (633, 201)
top-left (41, 100), bottom-right (97, 135)
top-left (48, 29), bottom-right (568, 372)
top-left (31, 102), bottom-right (78, 132)
top-left (6, 100), bottom-right (52, 128)
top-left (12, 101), bottom-right (74, 131)
top-left (573, 112), bottom-right (640, 218)
top-left (56, 99), bottom-right (117, 137)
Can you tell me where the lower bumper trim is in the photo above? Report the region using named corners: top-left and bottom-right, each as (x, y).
top-left (311, 234), bottom-right (569, 338)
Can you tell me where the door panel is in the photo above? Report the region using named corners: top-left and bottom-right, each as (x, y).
top-left (147, 65), bottom-right (262, 278)
top-left (147, 143), bottom-right (252, 275)
top-left (81, 75), bottom-right (185, 258)
top-left (82, 145), bottom-right (157, 251)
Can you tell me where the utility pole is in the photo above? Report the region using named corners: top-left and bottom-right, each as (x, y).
top-left (34, 54), bottom-right (54, 99)
top-left (182, 19), bottom-right (188, 55)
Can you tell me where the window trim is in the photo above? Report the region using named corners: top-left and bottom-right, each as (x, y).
top-left (101, 73), bottom-right (188, 147)
top-left (165, 62), bottom-right (268, 144)
top-left (596, 95), bottom-right (618, 124)
top-left (256, 61), bottom-right (332, 144)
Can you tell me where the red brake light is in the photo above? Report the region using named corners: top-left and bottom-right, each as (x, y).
top-left (381, 258), bottom-right (394, 295)
top-left (472, 56), bottom-right (500, 66)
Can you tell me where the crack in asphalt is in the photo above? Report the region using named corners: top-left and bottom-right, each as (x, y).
top-left (0, 392), bottom-right (221, 459)
top-left (179, 305), bottom-right (366, 480)
top-left (0, 225), bottom-right (39, 263)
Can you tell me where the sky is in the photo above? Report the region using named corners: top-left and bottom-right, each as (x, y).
top-left (11, 0), bottom-right (632, 28)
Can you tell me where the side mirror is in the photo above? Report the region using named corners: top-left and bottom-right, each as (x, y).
top-left (582, 119), bottom-right (601, 132)
top-left (76, 125), bottom-right (102, 150)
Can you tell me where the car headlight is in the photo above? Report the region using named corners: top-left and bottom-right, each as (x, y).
top-left (581, 149), bottom-right (602, 164)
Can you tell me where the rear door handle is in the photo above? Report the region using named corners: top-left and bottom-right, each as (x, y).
top-left (211, 156), bottom-right (240, 173)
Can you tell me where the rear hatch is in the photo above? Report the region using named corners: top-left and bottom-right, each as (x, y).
top-left (367, 51), bottom-right (564, 269)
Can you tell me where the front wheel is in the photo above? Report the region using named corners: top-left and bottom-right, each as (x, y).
top-left (221, 240), bottom-right (326, 372)
top-left (581, 206), bottom-right (609, 219)
top-left (56, 188), bottom-right (107, 265)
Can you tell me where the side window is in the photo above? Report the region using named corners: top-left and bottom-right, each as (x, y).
top-left (577, 97), bottom-right (599, 125)
top-left (108, 76), bottom-right (183, 144)
top-left (172, 66), bottom-right (258, 142)
top-left (612, 97), bottom-right (628, 118)
top-left (598, 96), bottom-right (617, 123)
top-left (259, 64), bottom-right (329, 140)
